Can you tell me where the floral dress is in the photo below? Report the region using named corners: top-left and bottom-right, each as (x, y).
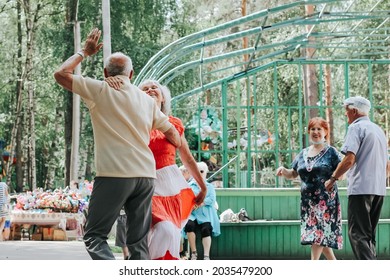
top-left (292, 145), bottom-right (343, 250)
top-left (148, 116), bottom-right (195, 260)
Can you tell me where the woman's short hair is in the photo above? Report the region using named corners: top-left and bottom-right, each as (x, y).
top-left (138, 79), bottom-right (172, 115)
top-left (307, 117), bottom-right (329, 139)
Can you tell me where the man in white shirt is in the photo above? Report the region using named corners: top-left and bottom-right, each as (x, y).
top-left (325, 96), bottom-right (388, 259)
top-left (54, 28), bottom-right (181, 260)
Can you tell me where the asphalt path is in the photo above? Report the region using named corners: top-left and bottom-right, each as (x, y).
top-left (0, 240), bottom-right (123, 260)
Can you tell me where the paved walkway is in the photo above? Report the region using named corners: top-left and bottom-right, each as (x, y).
top-left (0, 240), bottom-right (123, 260)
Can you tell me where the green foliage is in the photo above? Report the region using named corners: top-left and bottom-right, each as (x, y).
top-left (0, 0), bottom-right (191, 188)
top-left (0, 0), bottom-right (389, 189)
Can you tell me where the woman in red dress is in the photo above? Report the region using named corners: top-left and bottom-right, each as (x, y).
top-left (138, 80), bottom-right (206, 260)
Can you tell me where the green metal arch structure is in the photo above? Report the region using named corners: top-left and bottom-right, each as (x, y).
top-left (137, 0), bottom-right (390, 188)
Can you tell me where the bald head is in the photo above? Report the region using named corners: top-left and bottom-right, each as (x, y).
top-left (104, 52), bottom-right (133, 77)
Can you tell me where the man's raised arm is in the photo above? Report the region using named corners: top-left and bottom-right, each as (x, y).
top-left (54, 28), bottom-right (103, 91)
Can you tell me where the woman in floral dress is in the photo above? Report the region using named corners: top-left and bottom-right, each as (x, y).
top-left (276, 117), bottom-right (343, 260)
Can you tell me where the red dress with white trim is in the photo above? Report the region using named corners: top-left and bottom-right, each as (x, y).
top-left (148, 116), bottom-right (195, 260)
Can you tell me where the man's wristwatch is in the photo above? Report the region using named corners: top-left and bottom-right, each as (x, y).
top-left (77, 51), bottom-right (85, 59)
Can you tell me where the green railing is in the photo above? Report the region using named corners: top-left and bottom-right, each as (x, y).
top-left (173, 60), bottom-right (390, 188)
top-left (203, 187), bottom-right (390, 259)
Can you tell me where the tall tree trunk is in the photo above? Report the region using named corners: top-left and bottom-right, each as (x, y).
top-left (70, 16), bottom-right (81, 182)
top-left (15, 1), bottom-right (25, 192)
top-left (84, 140), bottom-right (94, 181)
top-left (15, 114), bottom-right (24, 191)
top-left (63, 0), bottom-right (79, 187)
top-left (324, 65), bottom-right (334, 144)
top-left (26, 83), bottom-right (37, 190)
top-left (303, 5), bottom-right (318, 119)
top-left (44, 108), bottom-right (63, 189)
top-left (6, 0), bottom-right (25, 191)
top-left (77, 109), bottom-right (88, 181)
top-left (22, 123), bottom-right (29, 189)
top-left (22, 0), bottom-right (41, 190)
top-left (102, 0), bottom-right (112, 61)
top-left (78, 146), bottom-right (88, 182)
top-left (242, 0), bottom-right (248, 63)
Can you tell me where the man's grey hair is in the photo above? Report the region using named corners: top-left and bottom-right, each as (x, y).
top-left (138, 79), bottom-right (172, 115)
top-left (104, 52), bottom-right (133, 77)
top-left (343, 96), bottom-right (371, 116)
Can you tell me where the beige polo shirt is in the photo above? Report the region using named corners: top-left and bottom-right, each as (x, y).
top-left (72, 75), bottom-right (172, 178)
